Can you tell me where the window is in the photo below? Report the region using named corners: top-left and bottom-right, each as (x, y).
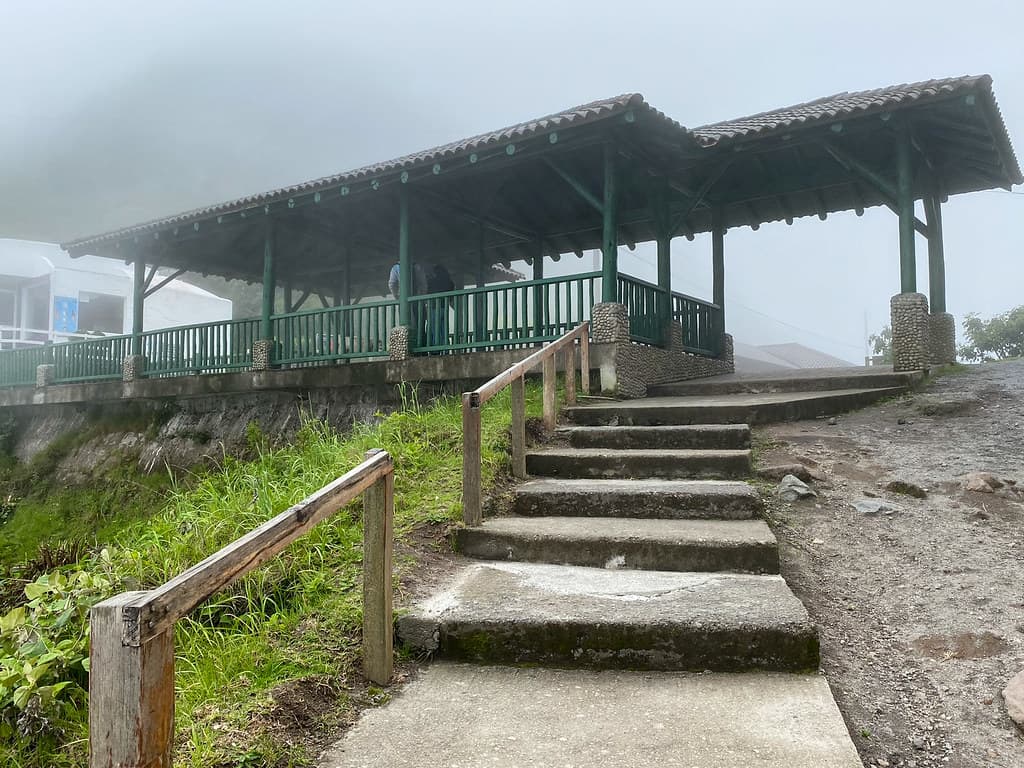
top-left (78, 292), bottom-right (125, 334)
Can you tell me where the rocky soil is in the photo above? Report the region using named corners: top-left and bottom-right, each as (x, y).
top-left (758, 360), bottom-right (1024, 768)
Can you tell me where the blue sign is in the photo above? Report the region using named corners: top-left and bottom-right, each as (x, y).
top-left (53, 296), bottom-right (79, 333)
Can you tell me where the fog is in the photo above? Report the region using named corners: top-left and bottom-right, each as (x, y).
top-left (1, 0), bottom-right (1020, 360)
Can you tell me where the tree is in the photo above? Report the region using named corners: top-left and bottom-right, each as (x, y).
top-left (959, 306), bottom-right (1024, 362)
top-left (869, 325), bottom-right (893, 364)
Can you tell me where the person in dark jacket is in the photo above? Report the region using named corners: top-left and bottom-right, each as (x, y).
top-left (425, 263), bottom-right (455, 349)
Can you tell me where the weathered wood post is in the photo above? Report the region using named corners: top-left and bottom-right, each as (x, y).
top-left (510, 375), bottom-right (527, 479)
top-left (542, 354), bottom-right (557, 430)
top-left (564, 342), bottom-right (577, 406)
top-left (580, 325), bottom-right (591, 395)
top-left (89, 592), bottom-right (175, 768)
top-left (362, 450), bottom-right (394, 685)
top-left (462, 392), bottom-right (482, 525)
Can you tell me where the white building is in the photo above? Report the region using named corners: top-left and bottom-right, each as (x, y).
top-left (0, 239), bottom-right (231, 349)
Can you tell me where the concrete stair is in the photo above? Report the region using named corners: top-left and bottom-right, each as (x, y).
top-left (566, 387), bottom-right (907, 426)
top-left (456, 517), bottom-right (779, 573)
top-left (342, 371), bottom-right (867, 767)
top-left (397, 562), bottom-right (818, 672)
top-left (558, 423), bottom-right (750, 449)
top-left (647, 368), bottom-right (923, 397)
top-left (512, 478), bottom-right (762, 519)
top-left (525, 447), bottom-right (752, 479)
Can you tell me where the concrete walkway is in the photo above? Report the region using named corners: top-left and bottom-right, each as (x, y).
top-left (319, 371), bottom-right (901, 767)
top-left (320, 664), bottom-right (862, 768)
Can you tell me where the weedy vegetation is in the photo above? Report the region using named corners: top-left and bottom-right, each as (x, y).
top-left (0, 383), bottom-right (541, 767)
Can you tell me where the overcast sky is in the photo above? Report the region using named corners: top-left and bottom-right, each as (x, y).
top-left (1, 1), bottom-right (1020, 361)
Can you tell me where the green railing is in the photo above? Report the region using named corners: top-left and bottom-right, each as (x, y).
top-left (617, 274), bottom-right (665, 346)
top-left (273, 300), bottom-right (398, 366)
top-left (408, 272), bottom-right (600, 353)
top-left (52, 335), bottom-right (131, 383)
top-left (0, 271), bottom-right (726, 389)
top-left (142, 318), bottom-right (261, 377)
top-left (672, 291), bottom-right (722, 356)
top-left (0, 346), bottom-right (53, 387)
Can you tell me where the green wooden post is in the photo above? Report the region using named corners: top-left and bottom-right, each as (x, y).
top-left (712, 208), bottom-right (726, 350)
top-left (398, 186), bottom-right (411, 327)
top-left (652, 180), bottom-right (672, 328)
top-left (260, 222), bottom-right (275, 341)
top-left (475, 223), bottom-right (486, 347)
top-left (131, 257), bottom-right (145, 356)
top-left (896, 128), bottom-right (917, 293)
top-left (532, 240), bottom-right (544, 339)
top-left (601, 143), bottom-right (619, 303)
top-left (924, 196), bottom-right (945, 313)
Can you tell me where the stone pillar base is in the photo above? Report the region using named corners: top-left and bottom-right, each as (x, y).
top-left (35, 364), bottom-right (55, 388)
top-left (388, 326), bottom-right (410, 361)
top-left (890, 292), bottom-right (930, 372)
top-left (720, 333), bottom-right (735, 373)
top-left (122, 354), bottom-right (146, 382)
top-left (929, 312), bottom-right (956, 366)
top-left (251, 339), bottom-right (275, 372)
top-left (591, 302), bottom-right (629, 344)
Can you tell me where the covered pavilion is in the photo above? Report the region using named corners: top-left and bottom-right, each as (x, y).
top-left (2, 74), bottom-right (1018, 392)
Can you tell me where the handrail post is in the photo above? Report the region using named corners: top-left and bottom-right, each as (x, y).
top-left (564, 342), bottom-right (577, 406)
top-left (89, 591), bottom-right (174, 768)
top-left (362, 449), bottom-right (394, 685)
top-left (580, 323), bottom-right (591, 395)
top-left (542, 354), bottom-right (556, 430)
top-left (510, 375), bottom-right (527, 478)
top-left (462, 392), bottom-right (482, 525)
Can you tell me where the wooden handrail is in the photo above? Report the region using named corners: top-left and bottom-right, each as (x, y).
top-left (89, 449), bottom-right (395, 768)
top-left (461, 322), bottom-right (589, 526)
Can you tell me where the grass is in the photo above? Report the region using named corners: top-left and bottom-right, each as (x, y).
top-left (0, 382), bottom-right (543, 767)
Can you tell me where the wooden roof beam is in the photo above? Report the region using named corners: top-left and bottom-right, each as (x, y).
top-left (821, 140), bottom-right (930, 237)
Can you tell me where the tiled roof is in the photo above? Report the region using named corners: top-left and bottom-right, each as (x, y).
top-left (694, 74), bottom-right (993, 144)
top-left (62, 76), bottom-right (1021, 252)
top-left (63, 93), bottom-right (688, 250)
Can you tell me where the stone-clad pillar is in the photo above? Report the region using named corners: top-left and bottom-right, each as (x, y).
top-left (388, 326), bottom-right (410, 361)
top-left (890, 293), bottom-right (930, 372)
top-left (929, 312), bottom-right (956, 366)
top-left (591, 302), bottom-right (629, 344)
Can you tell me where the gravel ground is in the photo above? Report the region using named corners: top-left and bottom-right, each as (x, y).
top-left (758, 360), bottom-right (1024, 768)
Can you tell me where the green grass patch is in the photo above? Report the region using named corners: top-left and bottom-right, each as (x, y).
top-left (0, 383), bottom-right (542, 767)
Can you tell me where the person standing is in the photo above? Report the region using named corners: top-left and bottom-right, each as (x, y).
top-left (388, 262), bottom-right (428, 345)
top-left (426, 263), bottom-right (455, 349)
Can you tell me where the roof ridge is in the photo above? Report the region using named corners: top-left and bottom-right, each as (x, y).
top-left (693, 74), bottom-right (990, 134)
top-left (63, 93), bottom-right (650, 249)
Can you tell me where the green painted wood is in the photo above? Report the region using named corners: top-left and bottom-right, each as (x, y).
top-left (712, 207), bottom-right (725, 341)
top-left (925, 195), bottom-right (946, 312)
top-left (670, 290), bottom-right (722, 357)
top-left (261, 223), bottom-right (275, 341)
top-left (132, 258), bottom-right (145, 357)
top-left (407, 272), bottom-right (599, 354)
top-left (896, 129), bottom-right (917, 293)
top-left (532, 241), bottom-right (544, 339)
top-left (543, 158), bottom-right (603, 214)
top-left (398, 185), bottom-right (411, 327)
top-left (601, 143), bottom-right (619, 302)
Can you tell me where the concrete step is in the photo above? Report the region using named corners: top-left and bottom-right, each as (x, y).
top-left (320, 663), bottom-right (863, 768)
top-left (397, 562), bottom-right (819, 672)
top-left (512, 478), bottom-right (763, 519)
top-left (558, 423), bottom-right (750, 450)
top-left (648, 369), bottom-right (923, 397)
top-left (526, 447), bottom-right (752, 479)
top-left (566, 387), bottom-right (907, 426)
top-left (456, 517), bottom-right (779, 573)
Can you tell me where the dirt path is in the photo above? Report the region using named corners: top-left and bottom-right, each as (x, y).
top-left (758, 360), bottom-right (1024, 768)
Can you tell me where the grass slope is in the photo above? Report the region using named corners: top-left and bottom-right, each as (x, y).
top-left (0, 384), bottom-right (540, 767)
